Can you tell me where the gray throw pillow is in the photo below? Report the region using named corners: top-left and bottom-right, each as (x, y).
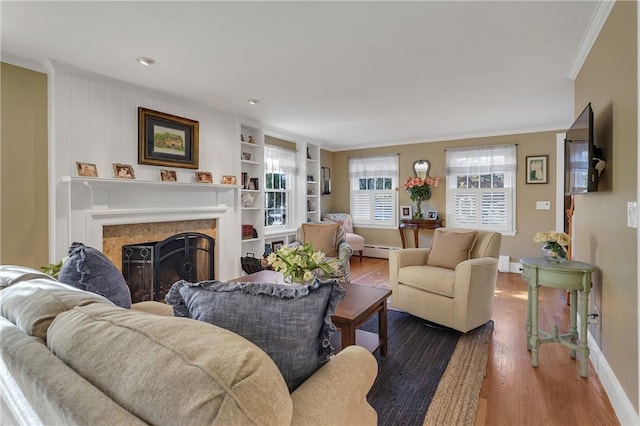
top-left (166, 279), bottom-right (345, 391)
top-left (58, 242), bottom-right (132, 309)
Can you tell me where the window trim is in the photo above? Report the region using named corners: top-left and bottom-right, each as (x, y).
top-left (349, 155), bottom-right (399, 229)
top-left (445, 145), bottom-right (517, 234)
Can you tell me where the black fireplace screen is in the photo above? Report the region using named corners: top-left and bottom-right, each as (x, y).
top-left (122, 232), bottom-right (215, 303)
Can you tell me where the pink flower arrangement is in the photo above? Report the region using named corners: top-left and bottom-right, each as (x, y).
top-left (403, 176), bottom-right (440, 202)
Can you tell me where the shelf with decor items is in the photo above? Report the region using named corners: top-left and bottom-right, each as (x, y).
top-left (305, 143), bottom-right (321, 223)
top-left (239, 123), bottom-right (265, 275)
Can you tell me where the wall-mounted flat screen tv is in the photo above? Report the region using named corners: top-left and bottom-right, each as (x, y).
top-left (564, 103), bottom-right (601, 194)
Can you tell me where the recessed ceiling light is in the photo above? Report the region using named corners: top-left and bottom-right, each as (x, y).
top-left (247, 99), bottom-right (260, 105)
top-left (136, 56), bottom-right (156, 66)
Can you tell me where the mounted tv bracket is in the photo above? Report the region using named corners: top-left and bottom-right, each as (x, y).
top-left (593, 158), bottom-right (606, 176)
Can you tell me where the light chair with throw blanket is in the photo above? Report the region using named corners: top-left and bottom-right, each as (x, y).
top-left (322, 213), bottom-right (365, 262)
top-left (389, 228), bottom-right (502, 333)
top-left (291, 222), bottom-right (353, 282)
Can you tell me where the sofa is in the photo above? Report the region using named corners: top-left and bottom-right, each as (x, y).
top-left (389, 228), bottom-right (502, 333)
top-left (0, 266), bottom-right (378, 425)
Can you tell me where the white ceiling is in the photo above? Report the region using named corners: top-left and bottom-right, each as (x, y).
top-left (1, 1), bottom-right (603, 150)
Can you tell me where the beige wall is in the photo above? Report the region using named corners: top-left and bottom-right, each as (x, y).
top-left (0, 63), bottom-right (48, 268)
top-left (574, 1), bottom-right (638, 410)
top-left (328, 130), bottom-right (559, 260)
top-left (265, 135), bottom-right (296, 150)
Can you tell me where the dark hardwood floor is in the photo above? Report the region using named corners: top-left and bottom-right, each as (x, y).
top-left (349, 257), bottom-right (619, 426)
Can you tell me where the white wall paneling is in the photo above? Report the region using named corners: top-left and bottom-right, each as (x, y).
top-left (49, 61), bottom-right (240, 275)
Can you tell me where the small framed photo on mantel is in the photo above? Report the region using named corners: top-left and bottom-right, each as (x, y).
top-left (113, 163), bottom-right (135, 179)
top-left (76, 162), bottom-right (98, 177)
top-left (195, 171), bottom-right (213, 183)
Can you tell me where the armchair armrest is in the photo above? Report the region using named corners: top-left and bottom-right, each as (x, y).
top-left (390, 248), bottom-right (430, 269)
top-left (337, 241), bottom-right (353, 260)
top-left (290, 345), bottom-right (378, 425)
top-left (452, 257), bottom-right (499, 331)
top-left (388, 249), bottom-right (430, 305)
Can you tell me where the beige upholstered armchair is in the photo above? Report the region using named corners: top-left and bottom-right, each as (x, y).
top-left (290, 222), bottom-right (353, 283)
top-left (389, 228), bottom-right (502, 333)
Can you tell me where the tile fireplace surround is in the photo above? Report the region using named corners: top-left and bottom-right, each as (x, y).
top-left (56, 176), bottom-right (239, 281)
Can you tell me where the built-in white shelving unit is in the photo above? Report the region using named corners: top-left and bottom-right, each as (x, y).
top-left (239, 124), bottom-right (265, 269)
top-left (305, 143), bottom-right (321, 223)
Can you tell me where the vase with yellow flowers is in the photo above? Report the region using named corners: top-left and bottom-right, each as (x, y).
top-left (533, 231), bottom-right (570, 264)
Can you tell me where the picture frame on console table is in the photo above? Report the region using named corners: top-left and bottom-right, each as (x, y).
top-left (400, 205), bottom-right (412, 219)
top-left (427, 210), bottom-right (438, 220)
top-left (138, 107), bottom-right (199, 169)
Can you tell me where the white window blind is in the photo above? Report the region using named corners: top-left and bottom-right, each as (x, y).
top-left (264, 144), bottom-right (298, 174)
top-left (445, 145), bottom-right (517, 233)
top-left (349, 155), bottom-right (398, 227)
top-left (264, 144), bottom-right (298, 228)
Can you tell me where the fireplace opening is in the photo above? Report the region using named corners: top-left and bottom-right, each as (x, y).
top-left (122, 232), bottom-right (215, 302)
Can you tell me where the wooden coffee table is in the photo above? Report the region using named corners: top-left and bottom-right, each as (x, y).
top-left (231, 270), bottom-right (392, 356)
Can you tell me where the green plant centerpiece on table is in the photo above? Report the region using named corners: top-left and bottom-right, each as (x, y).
top-left (266, 243), bottom-right (337, 284)
top-left (533, 230), bottom-right (571, 263)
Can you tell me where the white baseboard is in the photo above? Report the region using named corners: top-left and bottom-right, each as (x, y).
top-left (362, 245), bottom-right (400, 259)
top-left (586, 331), bottom-right (639, 425)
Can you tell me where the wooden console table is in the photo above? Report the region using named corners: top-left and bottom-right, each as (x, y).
top-left (520, 257), bottom-right (595, 377)
top-left (398, 218), bottom-right (443, 248)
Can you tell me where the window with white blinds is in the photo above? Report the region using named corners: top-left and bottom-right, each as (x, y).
top-left (349, 155), bottom-right (398, 227)
top-left (264, 144), bottom-right (298, 229)
top-left (445, 145), bottom-right (517, 233)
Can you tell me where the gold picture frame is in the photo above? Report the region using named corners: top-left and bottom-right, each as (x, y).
top-left (138, 107), bottom-right (199, 169)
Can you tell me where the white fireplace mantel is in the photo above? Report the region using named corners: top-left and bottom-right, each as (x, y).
top-left (56, 176), bottom-right (241, 280)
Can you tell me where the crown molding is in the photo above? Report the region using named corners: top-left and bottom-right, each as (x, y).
top-left (567, 0), bottom-right (616, 80)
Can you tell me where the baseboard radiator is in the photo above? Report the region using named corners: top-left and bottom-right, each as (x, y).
top-left (363, 245), bottom-right (401, 259)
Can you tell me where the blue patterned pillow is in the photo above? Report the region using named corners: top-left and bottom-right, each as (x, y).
top-left (166, 279), bottom-right (344, 391)
top-left (58, 242), bottom-right (132, 309)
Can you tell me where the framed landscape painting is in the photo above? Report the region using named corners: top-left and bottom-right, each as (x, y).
top-left (138, 107), bottom-right (199, 169)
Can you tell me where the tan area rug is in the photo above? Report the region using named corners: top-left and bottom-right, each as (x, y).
top-left (423, 321), bottom-right (493, 426)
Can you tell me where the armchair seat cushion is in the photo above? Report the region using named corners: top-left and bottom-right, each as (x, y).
top-left (398, 265), bottom-right (455, 298)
